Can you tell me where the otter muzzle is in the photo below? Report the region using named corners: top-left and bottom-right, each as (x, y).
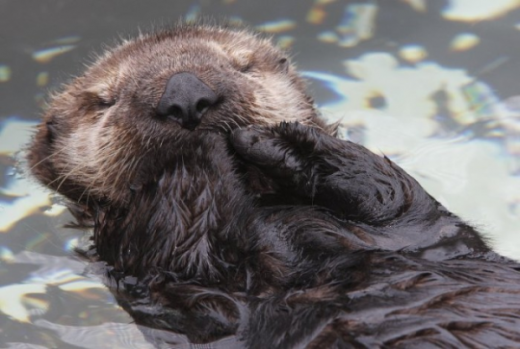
top-left (156, 72), bottom-right (217, 130)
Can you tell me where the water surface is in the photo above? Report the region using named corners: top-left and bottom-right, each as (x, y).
top-left (1, 1), bottom-right (519, 347)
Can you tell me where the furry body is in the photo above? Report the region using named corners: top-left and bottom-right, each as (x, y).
top-left (27, 24), bottom-right (520, 348)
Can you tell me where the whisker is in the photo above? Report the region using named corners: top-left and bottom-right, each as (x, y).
top-left (27, 146), bottom-right (68, 173)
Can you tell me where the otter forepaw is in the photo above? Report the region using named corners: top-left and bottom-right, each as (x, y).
top-left (231, 125), bottom-right (289, 169)
top-left (230, 123), bottom-right (319, 182)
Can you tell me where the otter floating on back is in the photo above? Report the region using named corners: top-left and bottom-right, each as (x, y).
top-left (27, 24), bottom-right (520, 348)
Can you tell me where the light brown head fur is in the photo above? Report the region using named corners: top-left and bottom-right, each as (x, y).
top-left (27, 24), bottom-right (326, 205)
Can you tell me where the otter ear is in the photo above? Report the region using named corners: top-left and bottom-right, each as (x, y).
top-left (277, 57), bottom-right (291, 73)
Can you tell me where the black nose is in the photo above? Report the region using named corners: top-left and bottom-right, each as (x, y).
top-left (156, 72), bottom-right (218, 130)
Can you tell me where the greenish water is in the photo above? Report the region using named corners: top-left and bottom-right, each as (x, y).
top-left (1, 0), bottom-right (519, 347)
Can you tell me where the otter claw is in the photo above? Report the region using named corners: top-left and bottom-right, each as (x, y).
top-left (231, 128), bottom-right (284, 167)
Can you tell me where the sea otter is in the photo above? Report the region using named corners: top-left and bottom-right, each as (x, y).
top-left (27, 23), bottom-right (520, 348)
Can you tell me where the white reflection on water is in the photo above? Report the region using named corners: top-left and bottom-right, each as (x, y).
top-left (399, 45), bottom-right (428, 63)
top-left (450, 32), bottom-right (480, 52)
top-left (0, 118), bottom-right (66, 232)
top-left (335, 3), bottom-right (377, 48)
top-left (402, 0), bottom-right (427, 12)
top-left (35, 320), bottom-right (155, 349)
top-left (32, 45), bottom-right (76, 64)
top-left (0, 117), bottom-right (37, 155)
top-left (0, 176), bottom-right (63, 232)
top-left (443, 0), bottom-right (520, 21)
top-left (256, 19), bottom-right (297, 33)
top-left (0, 252), bottom-right (106, 322)
top-left (0, 65), bottom-right (11, 83)
top-left (312, 2), bottom-right (377, 48)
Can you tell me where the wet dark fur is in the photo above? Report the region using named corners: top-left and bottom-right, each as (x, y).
top-left (27, 24), bottom-right (520, 348)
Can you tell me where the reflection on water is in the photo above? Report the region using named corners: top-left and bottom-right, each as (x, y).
top-left (0, 0), bottom-right (519, 347)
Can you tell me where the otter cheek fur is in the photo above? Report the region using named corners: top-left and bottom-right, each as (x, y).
top-left (27, 24), bottom-right (520, 347)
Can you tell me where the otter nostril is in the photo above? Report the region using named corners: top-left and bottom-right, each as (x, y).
top-left (196, 99), bottom-right (211, 114)
top-left (168, 105), bottom-right (183, 117)
top-left (165, 105), bottom-right (185, 125)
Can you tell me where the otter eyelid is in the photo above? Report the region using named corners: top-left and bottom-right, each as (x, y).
top-left (98, 97), bottom-right (116, 107)
top-left (239, 62), bottom-right (253, 73)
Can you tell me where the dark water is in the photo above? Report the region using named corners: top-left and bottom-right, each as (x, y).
top-left (0, 0), bottom-right (519, 347)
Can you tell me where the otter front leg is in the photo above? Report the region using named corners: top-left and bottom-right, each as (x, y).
top-left (231, 122), bottom-right (439, 226)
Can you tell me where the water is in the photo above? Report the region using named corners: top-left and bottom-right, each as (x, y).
top-left (0, 0), bottom-right (519, 347)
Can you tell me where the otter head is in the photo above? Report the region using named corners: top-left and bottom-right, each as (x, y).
top-left (27, 24), bottom-right (325, 206)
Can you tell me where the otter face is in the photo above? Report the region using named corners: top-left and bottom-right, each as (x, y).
top-left (27, 25), bottom-right (322, 205)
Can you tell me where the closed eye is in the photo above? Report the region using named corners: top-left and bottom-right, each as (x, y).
top-left (239, 62), bottom-right (254, 73)
top-left (97, 98), bottom-right (116, 108)
top-left (83, 92), bottom-right (116, 110)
